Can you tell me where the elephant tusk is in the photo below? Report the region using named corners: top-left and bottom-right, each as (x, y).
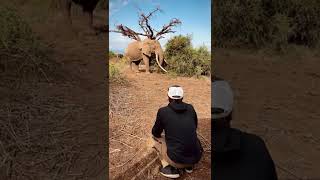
top-left (156, 54), bottom-right (167, 73)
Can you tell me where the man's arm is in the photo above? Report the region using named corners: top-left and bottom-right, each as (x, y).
top-left (258, 136), bottom-right (278, 180)
top-left (152, 109), bottom-right (163, 138)
top-left (268, 158), bottom-right (278, 180)
top-left (191, 105), bottom-right (198, 129)
top-left (265, 145), bottom-right (278, 180)
top-left (195, 110), bottom-right (198, 129)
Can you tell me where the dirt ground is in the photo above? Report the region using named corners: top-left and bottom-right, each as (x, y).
top-left (215, 49), bottom-right (320, 179)
top-left (1, 1), bottom-right (108, 179)
top-left (109, 65), bottom-right (211, 179)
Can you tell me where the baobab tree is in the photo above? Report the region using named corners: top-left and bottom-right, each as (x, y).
top-left (110, 8), bottom-right (182, 74)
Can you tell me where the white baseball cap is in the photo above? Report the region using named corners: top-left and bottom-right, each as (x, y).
top-left (168, 85), bottom-right (184, 99)
top-left (212, 79), bottom-right (234, 119)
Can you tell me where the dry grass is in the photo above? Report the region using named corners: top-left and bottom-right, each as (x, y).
top-left (0, 82), bottom-right (108, 179)
top-left (109, 84), bottom-right (146, 173)
top-left (0, 3), bottom-right (107, 179)
top-left (1, 91), bottom-right (78, 179)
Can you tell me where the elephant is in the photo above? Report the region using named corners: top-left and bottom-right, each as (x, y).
top-left (124, 39), bottom-right (168, 74)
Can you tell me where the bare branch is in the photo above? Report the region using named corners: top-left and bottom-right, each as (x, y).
top-left (145, 7), bottom-right (161, 19)
top-left (155, 18), bottom-right (182, 39)
top-left (109, 24), bottom-right (146, 41)
top-left (157, 36), bottom-right (165, 40)
top-left (110, 8), bottom-right (182, 41)
top-left (138, 8), bottom-right (161, 39)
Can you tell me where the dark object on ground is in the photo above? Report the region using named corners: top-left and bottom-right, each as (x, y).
top-left (152, 101), bottom-right (203, 165)
top-left (213, 127), bottom-right (278, 180)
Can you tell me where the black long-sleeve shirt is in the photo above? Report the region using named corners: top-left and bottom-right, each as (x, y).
top-left (213, 127), bottom-right (278, 180)
top-left (152, 101), bottom-right (203, 164)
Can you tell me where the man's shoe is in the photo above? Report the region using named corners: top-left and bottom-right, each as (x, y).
top-left (160, 165), bottom-right (180, 179)
top-left (185, 166), bottom-right (193, 173)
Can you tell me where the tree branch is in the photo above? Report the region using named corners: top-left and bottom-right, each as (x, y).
top-left (138, 8), bottom-right (161, 39)
top-left (109, 24), bottom-right (146, 41)
top-left (110, 8), bottom-right (182, 41)
top-left (155, 18), bottom-right (182, 39)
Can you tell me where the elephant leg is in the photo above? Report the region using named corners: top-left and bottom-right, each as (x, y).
top-left (131, 61), bottom-right (140, 73)
top-left (142, 55), bottom-right (150, 74)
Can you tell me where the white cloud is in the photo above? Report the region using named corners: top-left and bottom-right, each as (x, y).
top-left (109, 0), bottom-right (131, 17)
top-left (109, 33), bottom-right (133, 52)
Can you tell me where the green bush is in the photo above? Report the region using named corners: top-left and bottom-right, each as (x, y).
top-left (213, 0), bottom-right (320, 49)
top-left (165, 35), bottom-right (192, 57)
top-left (164, 35), bottom-right (211, 77)
top-left (109, 51), bottom-right (116, 58)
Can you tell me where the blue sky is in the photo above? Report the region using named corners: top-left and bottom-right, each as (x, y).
top-left (109, 0), bottom-right (211, 53)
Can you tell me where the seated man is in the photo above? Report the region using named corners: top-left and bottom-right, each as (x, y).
top-left (152, 85), bottom-right (203, 179)
top-left (212, 77), bottom-right (278, 180)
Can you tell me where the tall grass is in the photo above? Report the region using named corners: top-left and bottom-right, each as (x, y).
top-left (109, 58), bottom-right (127, 84)
top-left (0, 6), bottom-right (59, 83)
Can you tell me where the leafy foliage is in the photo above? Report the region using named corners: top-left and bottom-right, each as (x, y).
top-left (213, 0), bottom-right (320, 49)
top-left (164, 35), bottom-right (211, 77)
top-left (109, 50), bottom-right (116, 58)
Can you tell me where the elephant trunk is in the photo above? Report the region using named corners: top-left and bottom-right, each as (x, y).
top-left (156, 53), bottom-right (167, 73)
